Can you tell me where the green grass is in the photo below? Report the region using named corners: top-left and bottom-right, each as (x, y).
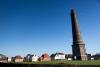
top-left (8, 60), bottom-right (100, 65)
top-left (63, 60), bottom-right (100, 65)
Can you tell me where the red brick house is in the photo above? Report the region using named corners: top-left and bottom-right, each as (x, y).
top-left (39, 53), bottom-right (51, 61)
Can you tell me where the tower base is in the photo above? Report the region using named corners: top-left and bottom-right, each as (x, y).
top-left (72, 44), bottom-right (88, 60)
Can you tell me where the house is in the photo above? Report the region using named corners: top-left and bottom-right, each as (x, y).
top-left (32, 55), bottom-right (39, 62)
top-left (0, 54), bottom-right (7, 63)
top-left (8, 57), bottom-right (11, 62)
top-left (11, 57), bottom-right (15, 62)
top-left (91, 57), bottom-right (94, 60)
top-left (25, 54), bottom-right (33, 62)
top-left (25, 54), bottom-right (39, 62)
top-left (39, 53), bottom-right (51, 61)
top-left (51, 53), bottom-right (65, 61)
top-left (87, 54), bottom-right (91, 60)
top-left (92, 53), bottom-right (100, 60)
top-left (67, 57), bottom-right (72, 60)
top-left (14, 55), bottom-right (23, 62)
top-left (65, 54), bottom-right (73, 60)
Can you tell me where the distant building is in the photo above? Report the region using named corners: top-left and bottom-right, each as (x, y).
top-left (11, 57), bottom-right (15, 62)
top-left (25, 54), bottom-right (33, 62)
top-left (87, 54), bottom-right (91, 60)
top-left (32, 55), bottom-right (39, 62)
top-left (0, 54), bottom-right (7, 63)
top-left (25, 54), bottom-right (39, 62)
top-left (50, 53), bottom-right (65, 61)
top-left (14, 55), bottom-right (23, 62)
top-left (65, 54), bottom-right (73, 60)
top-left (8, 58), bottom-right (11, 62)
top-left (39, 53), bottom-right (51, 61)
top-left (92, 53), bottom-right (100, 60)
top-left (91, 57), bottom-right (94, 60)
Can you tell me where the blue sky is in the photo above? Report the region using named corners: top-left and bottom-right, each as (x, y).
top-left (0, 0), bottom-right (100, 57)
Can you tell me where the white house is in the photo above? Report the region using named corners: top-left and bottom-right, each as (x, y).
top-left (51, 53), bottom-right (65, 60)
top-left (8, 58), bottom-right (11, 62)
top-left (32, 55), bottom-right (39, 62)
top-left (91, 57), bottom-right (94, 60)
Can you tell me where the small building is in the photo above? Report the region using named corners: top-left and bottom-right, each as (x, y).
top-left (32, 55), bottom-right (39, 62)
top-left (14, 55), bottom-right (23, 62)
top-left (91, 57), bottom-right (94, 60)
top-left (0, 54), bottom-right (7, 63)
top-left (39, 53), bottom-right (51, 61)
top-left (51, 53), bottom-right (65, 61)
top-left (25, 54), bottom-right (32, 62)
top-left (87, 54), bottom-right (91, 60)
top-left (11, 57), bottom-right (15, 62)
top-left (92, 53), bottom-right (100, 60)
top-left (8, 58), bottom-right (11, 62)
top-left (65, 54), bottom-right (73, 60)
top-left (25, 54), bottom-right (39, 62)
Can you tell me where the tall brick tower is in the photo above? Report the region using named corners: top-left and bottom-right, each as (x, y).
top-left (71, 9), bottom-right (87, 60)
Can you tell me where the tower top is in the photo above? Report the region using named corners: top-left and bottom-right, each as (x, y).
top-left (70, 9), bottom-right (84, 44)
top-left (71, 9), bottom-right (75, 13)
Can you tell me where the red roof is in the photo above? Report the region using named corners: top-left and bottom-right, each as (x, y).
top-left (41, 53), bottom-right (50, 58)
top-left (15, 55), bottom-right (23, 59)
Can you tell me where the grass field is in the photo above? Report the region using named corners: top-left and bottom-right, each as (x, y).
top-left (8, 60), bottom-right (100, 65)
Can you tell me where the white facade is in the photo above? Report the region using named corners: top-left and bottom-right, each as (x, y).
top-left (91, 57), bottom-right (94, 60)
top-left (68, 58), bottom-right (72, 60)
top-left (32, 56), bottom-right (39, 62)
top-left (8, 58), bottom-right (11, 62)
top-left (55, 54), bottom-right (65, 60)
